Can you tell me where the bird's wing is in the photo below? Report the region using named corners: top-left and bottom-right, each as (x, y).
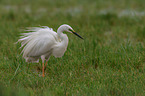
top-left (18, 26), bottom-right (60, 57)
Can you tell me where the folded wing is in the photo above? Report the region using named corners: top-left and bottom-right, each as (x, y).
top-left (18, 26), bottom-right (60, 59)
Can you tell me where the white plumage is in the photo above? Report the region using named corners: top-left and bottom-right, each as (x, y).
top-left (17, 24), bottom-right (83, 77)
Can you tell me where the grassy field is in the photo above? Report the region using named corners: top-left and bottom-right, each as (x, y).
top-left (0, 0), bottom-right (145, 95)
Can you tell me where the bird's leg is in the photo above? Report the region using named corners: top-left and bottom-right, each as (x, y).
top-left (41, 56), bottom-right (45, 77)
top-left (44, 61), bottom-right (48, 71)
top-left (42, 61), bottom-right (45, 77)
top-left (44, 56), bottom-right (50, 71)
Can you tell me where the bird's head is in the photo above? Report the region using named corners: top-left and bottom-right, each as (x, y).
top-left (58, 24), bottom-right (83, 39)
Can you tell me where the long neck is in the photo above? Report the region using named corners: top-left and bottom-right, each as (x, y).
top-left (57, 27), bottom-right (68, 46)
top-left (57, 25), bottom-right (64, 35)
top-left (57, 27), bottom-right (64, 39)
top-left (57, 25), bottom-right (67, 40)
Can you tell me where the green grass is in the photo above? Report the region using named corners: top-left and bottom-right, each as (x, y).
top-left (0, 0), bottom-right (145, 96)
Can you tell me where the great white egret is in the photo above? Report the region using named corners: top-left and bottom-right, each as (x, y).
top-left (17, 24), bottom-right (83, 77)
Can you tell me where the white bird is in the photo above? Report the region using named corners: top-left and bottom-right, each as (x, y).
top-left (17, 24), bottom-right (83, 77)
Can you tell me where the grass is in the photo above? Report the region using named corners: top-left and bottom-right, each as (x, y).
top-left (0, 0), bottom-right (145, 96)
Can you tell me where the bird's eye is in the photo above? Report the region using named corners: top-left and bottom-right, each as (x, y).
top-left (68, 29), bottom-right (73, 32)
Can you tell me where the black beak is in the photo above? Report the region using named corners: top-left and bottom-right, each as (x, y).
top-left (72, 31), bottom-right (83, 39)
